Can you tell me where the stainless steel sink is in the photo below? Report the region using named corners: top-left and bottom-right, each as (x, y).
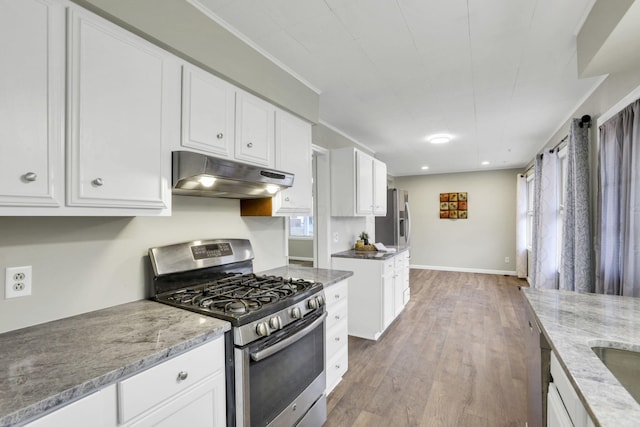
top-left (592, 346), bottom-right (640, 404)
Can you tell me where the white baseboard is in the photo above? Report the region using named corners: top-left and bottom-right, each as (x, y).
top-left (410, 264), bottom-right (517, 276)
top-left (289, 256), bottom-right (314, 262)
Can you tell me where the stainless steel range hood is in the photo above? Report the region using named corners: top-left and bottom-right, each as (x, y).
top-left (172, 151), bottom-right (294, 199)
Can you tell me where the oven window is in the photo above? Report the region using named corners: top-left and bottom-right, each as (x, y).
top-left (249, 321), bottom-right (324, 425)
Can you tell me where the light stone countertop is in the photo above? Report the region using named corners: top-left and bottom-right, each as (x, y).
top-left (258, 266), bottom-right (353, 288)
top-left (0, 300), bottom-right (230, 427)
top-left (522, 288), bottom-right (640, 427)
top-left (331, 245), bottom-right (410, 261)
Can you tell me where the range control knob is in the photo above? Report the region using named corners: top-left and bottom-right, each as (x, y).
top-left (315, 295), bottom-right (325, 307)
top-left (269, 316), bottom-right (282, 330)
top-left (256, 322), bottom-right (270, 337)
top-left (290, 307), bottom-right (302, 319)
top-left (307, 298), bottom-right (318, 310)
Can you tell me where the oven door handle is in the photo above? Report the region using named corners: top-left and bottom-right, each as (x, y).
top-left (250, 312), bottom-right (327, 362)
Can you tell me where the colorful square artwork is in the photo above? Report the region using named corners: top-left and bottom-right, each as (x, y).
top-left (440, 192), bottom-right (468, 219)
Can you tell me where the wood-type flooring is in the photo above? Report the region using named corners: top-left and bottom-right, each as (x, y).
top-left (325, 269), bottom-right (528, 427)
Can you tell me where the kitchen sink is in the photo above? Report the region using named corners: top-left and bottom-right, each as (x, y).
top-left (592, 346), bottom-right (640, 404)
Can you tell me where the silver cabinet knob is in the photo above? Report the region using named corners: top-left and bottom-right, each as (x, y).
top-left (335, 294), bottom-right (340, 299)
top-left (216, 133), bottom-right (224, 139)
top-left (335, 315), bottom-right (340, 320)
top-left (334, 337), bottom-right (340, 342)
top-left (23, 172), bottom-right (37, 182)
top-left (92, 178), bottom-right (104, 186)
top-left (284, 196), bottom-right (290, 202)
top-left (177, 371), bottom-right (188, 381)
top-left (246, 142), bottom-right (253, 148)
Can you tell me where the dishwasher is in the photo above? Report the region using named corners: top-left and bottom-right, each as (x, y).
top-left (524, 295), bottom-right (551, 427)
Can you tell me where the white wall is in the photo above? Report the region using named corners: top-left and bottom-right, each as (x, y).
top-left (395, 169), bottom-right (519, 274)
top-left (0, 196), bottom-right (286, 333)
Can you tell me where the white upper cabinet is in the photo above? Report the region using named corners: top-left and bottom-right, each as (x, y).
top-left (67, 6), bottom-right (177, 209)
top-left (181, 64), bottom-right (235, 157)
top-left (0, 0), bottom-right (65, 207)
top-left (331, 147), bottom-right (387, 216)
top-left (273, 110), bottom-right (312, 214)
top-left (235, 91), bottom-right (275, 167)
top-left (373, 158), bottom-right (387, 215)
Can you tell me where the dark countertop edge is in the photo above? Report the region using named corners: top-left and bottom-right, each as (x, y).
top-left (331, 246), bottom-right (410, 260)
top-left (257, 266), bottom-right (353, 287)
top-left (0, 303), bottom-right (230, 427)
top-left (521, 288), bottom-right (639, 427)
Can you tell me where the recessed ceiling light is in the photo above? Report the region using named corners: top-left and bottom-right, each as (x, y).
top-left (421, 166), bottom-right (429, 170)
top-left (481, 161), bottom-right (490, 166)
top-left (426, 134), bottom-right (452, 144)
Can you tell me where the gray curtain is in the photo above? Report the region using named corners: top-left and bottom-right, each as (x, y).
top-left (561, 118), bottom-right (593, 292)
top-left (532, 152), bottom-right (559, 288)
top-left (596, 100), bottom-right (640, 296)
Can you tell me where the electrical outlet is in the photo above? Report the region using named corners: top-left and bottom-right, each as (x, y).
top-left (333, 232), bottom-right (339, 243)
top-left (5, 266), bottom-right (32, 299)
top-left (504, 257), bottom-right (510, 264)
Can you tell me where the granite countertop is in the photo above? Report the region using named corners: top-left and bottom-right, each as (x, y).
top-left (0, 300), bottom-right (230, 427)
top-left (331, 245), bottom-right (410, 260)
top-left (258, 266), bottom-right (353, 288)
top-left (523, 288), bottom-right (640, 427)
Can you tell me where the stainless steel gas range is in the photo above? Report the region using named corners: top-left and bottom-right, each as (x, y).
top-left (148, 239), bottom-right (327, 427)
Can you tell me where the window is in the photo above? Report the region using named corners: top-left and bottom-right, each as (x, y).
top-left (557, 146), bottom-right (568, 286)
top-left (526, 174), bottom-right (534, 250)
top-left (289, 216), bottom-right (313, 238)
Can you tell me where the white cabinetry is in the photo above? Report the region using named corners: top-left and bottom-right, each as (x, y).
top-left (25, 385), bottom-right (117, 427)
top-left (331, 147), bottom-right (387, 216)
top-left (118, 338), bottom-right (226, 427)
top-left (0, 0), bottom-right (178, 215)
top-left (324, 279), bottom-right (349, 394)
top-left (180, 64), bottom-right (235, 158)
top-left (235, 91), bottom-right (275, 167)
top-left (25, 337), bottom-right (226, 427)
top-left (0, 0), bottom-right (65, 208)
top-left (331, 251), bottom-right (410, 340)
top-left (273, 110), bottom-right (312, 214)
top-left (548, 351), bottom-right (594, 427)
top-left (67, 6), bottom-right (176, 210)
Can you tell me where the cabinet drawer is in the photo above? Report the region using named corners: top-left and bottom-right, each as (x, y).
top-left (550, 351), bottom-right (588, 427)
top-left (383, 259), bottom-right (394, 273)
top-left (325, 280), bottom-right (348, 308)
top-left (326, 347), bottom-right (348, 393)
top-left (326, 299), bottom-right (348, 328)
top-left (326, 317), bottom-right (348, 357)
top-left (118, 337), bottom-right (224, 423)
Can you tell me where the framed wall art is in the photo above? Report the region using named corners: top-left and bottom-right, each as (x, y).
top-left (440, 192), bottom-right (468, 219)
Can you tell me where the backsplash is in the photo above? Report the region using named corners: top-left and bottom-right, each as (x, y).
top-left (0, 196), bottom-right (286, 333)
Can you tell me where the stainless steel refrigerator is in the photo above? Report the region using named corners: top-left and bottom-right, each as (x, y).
top-left (375, 188), bottom-right (411, 249)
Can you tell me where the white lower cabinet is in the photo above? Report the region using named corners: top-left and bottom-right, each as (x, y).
top-left (25, 337), bottom-right (226, 427)
top-left (548, 351), bottom-right (594, 427)
top-left (118, 338), bottom-right (226, 427)
top-left (324, 279), bottom-right (349, 394)
top-left (331, 251), bottom-right (409, 341)
top-left (25, 385), bottom-right (117, 427)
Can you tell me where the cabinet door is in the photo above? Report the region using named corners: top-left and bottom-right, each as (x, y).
top-left (26, 385), bottom-right (117, 427)
top-left (274, 110), bottom-right (312, 214)
top-left (382, 271), bottom-right (394, 329)
top-left (235, 91), bottom-right (275, 167)
top-left (373, 159), bottom-right (387, 215)
top-left (393, 268), bottom-right (404, 317)
top-left (355, 151), bottom-right (374, 215)
top-left (0, 0), bottom-right (64, 207)
top-left (181, 64), bottom-right (235, 157)
top-left (67, 7), bottom-right (173, 209)
top-left (124, 373), bottom-right (225, 427)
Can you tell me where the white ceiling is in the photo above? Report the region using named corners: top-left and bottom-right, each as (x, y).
top-left (191, 0), bottom-right (605, 176)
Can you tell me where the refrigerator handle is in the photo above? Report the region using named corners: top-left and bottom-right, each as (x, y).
top-left (405, 201), bottom-right (411, 247)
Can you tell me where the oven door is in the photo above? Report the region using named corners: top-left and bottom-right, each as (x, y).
top-left (235, 311), bottom-right (327, 427)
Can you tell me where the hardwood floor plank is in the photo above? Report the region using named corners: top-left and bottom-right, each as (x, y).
top-left (325, 269), bottom-right (528, 427)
